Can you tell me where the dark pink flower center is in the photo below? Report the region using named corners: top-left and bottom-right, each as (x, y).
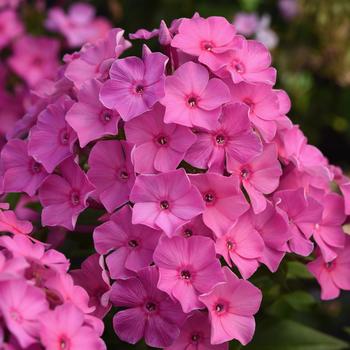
top-left (204, 192), bottom-right (216, 205)
top-left (58, 335), bottom-right (70, 349)
top-left (232, 60), bottom-right (245, 74)
top-left (29, 159), bottom-right (42, 174)
top-left (226, 240), bottom-right (236, 251)
top-left (325, 261), bottom-right (336, 270)
top-left (145, 301), bottom-right (157, 313)
top-left (128, 239), bottom-right (139, 248)
top-left (32, 56), bottom-right (44, 66)
top-left (135, 85), bottom-right (144, 94)
top-left (215, 134), bottom-right (226, 145)
top-left (184, 228), bottom-right (193, 238)
top-left (187, 96), bottom-right (198, 108)
top-left (160, 200), bottom-right (169, 210)
top-left (240, 168), bottom-right (250, 179)
top-left (190, 332), bottom-right (202, 344)
top-left (215, 303), bottom-right (225, 313)
top-left (201, 40), bottom-right (214, 51)
top-left (100, 109), bottom-right (113, 124)
top-left (70, 190), bottom-right (80, 206)
top-left (59, 128), bottom-right (70, 145)
top-left (157, 135), bottom-right (168, 146)
top-left (10, 308), bottom-right (22, 323)
top-left (243, 98), bottom-right (254, 110)
top-left (180, 270), bottom-right (191, 280)
top-left (118, 169), bottom-right (129, 181)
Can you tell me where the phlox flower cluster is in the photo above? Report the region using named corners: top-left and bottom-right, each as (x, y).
top-left (0, 205), bottom-right (108, 349)
top-left (1, 13), bottom-right (350, 350)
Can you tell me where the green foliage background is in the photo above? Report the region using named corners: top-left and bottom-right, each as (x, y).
top-left (22, 0), bottom-right (350, 348)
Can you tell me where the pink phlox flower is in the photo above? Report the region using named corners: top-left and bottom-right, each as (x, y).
top-left (153, 235), bottom-right (225, 312)
top-left (0, 279), bottom-right (49, 348)
top-left (0, 9), bottom-right (23, 49)
top-left (64, 28), bottom-right (131, 88)
top-left (100, 45), bottom-right (168, 121)
top-left (71, 254), bottom-right (111, 319)
top-left (39, 157), bottom-right (95, 230)
top-left (308, 239), bottom-right (350, 300)
top-left (273, 188), bottom-right (323, 256)
top-left (161, 61), bottom-right (231, 130)
top-left (215, 213), bottom-right (264, 279)
top-left (8, 35), bottom-right (60, 87)
top-left (39, 303), bottom-right (106, 350)
top-left (228, 143), bottom-right (282, 214)
top-left (230, 82), bottom-right (281, 141)
top-left (166, 311), bottom-right (228, 350)
top-left (184, 103), bottom-right (262, 172)
top-left (87, 140), bottom-right (135, 213)
top-left (0, 251), bottom-right (28, 281)
top-left (171, 16), bottom-right (237, 72)
top-left (1, 139), bottom-right (48, 196)
top-left (249, 202), bottom-right (290, 272)
top-left (125, 103), bottom-right (196, 173)
top-left (28, 96), bottom-right (77, 173)
top-left (174, 214), bottom-right (213, 239)
top-left (93, 205), bottom-right (160, 279)
top-left (0, 207), bottom-right (33, 235)
top-left (66, 79), bottom-right (120, 147)
top-left (190, 172), bottom-right (249, 236)
top-left (214, 37), bottom-right (276, 85)
top-left (199, 267), bottom-right (262, 345)
top-left (130, 169), bottom-right (205, 237)
top-left (233, 12), bottom-right (259, 36)
top-left (110, 266), bottom-right (186, 348)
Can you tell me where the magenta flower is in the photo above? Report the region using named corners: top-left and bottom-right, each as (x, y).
top-left (153, 235), bottom-right (225, 312)
top-left (0, 279), bottom-right (49, 348)
top-left (87, 140), bottom-right (135, 213)
top-left (174, 214), bottom-right (213, 238)
top-left (190, 173), bottom-right (249, 236)
top-left (185, 103), bottom-right (262, 172)
top-left (0, 9), bottom-right (23, 49)
top-left (308, 241), bottom-right (350, 300)
top-left (39, 303), bottom-right (106, 350)
top-left (93, 205), bottom-right (160, 279)
top-left (273, 188), bottom-right (323, 256)
top-left (130, 169), bottom-right (205, 236)
top-left (65, 28), bottom-right (131, 88)
top-left (161, 61), bottom-right (231, 130)
top-left (8, 35), bottom-right (60, 87)
top-left (215, 213), bottom-right (265, 279)
top-left (167, 311), bottom-right (228, 350)
top-left (39, 157), bottom-right (95, 230)
top-left (249, 202), bottom-right (290, 272)
top-left (215, 38), bottom-right (276, 85)
top-left (199, 267), bottom-right (262, 345)
top-left (71, 254), bottom-right (111, 319)
top-left (100, 46), bottom-right (168, 121)
top-left (230, 82), bottom-right (281, 141)
top-left (28, 97), bottom-right (77, 173)
top-left (171, 16), bottom-right (237, 71)
top-left (0, 208), bottom-right (33, 235)
top-left (110, 266), bottom-right (186, 348)
top-left (1, 139), bottom-right (48, 196)
top-left (0, 251), bottom-right (28, 281)
top-left (66, 79), bottom-right (120, 147)
top-left (228, 143), bottom-right (282, 213)
top-left (125, 103), bottom-right (196, 173)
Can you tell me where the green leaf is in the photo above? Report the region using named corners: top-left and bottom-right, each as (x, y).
top-left (286, 261), bottom-right (313, 279)
top-left (245, 319), bottom-right (349, 350)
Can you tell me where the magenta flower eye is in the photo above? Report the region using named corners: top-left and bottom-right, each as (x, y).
top-left (128, 239), bottom-right (138, 248)
top-left (180, 270), bottom-right (191, 280)
top-left (160, 200), bottom-right (169, 210)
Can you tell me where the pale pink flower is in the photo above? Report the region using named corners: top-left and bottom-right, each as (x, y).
top-left (233, 13), bottom-right (259, 36)
top-left (100, 46), bottom-right (168, 121)
top-left (28, 96), bottom-right (77, 173)
top-left (161, 61), bottom-right (231, 130)
top-left (8, 35), bottom-right (60, 87)
top-left (124, 103), bottom-right (196, 173)
top-left (66, 79), bottom-right (120, 147)
top-left (93, 205), bottom-right (160, 279)
top-left (153, 235), bottom-right (225, 312)
top-left (166, 311), bottom-right (228, 350)
top-left (273, 188), bottom-right (323, 256)
top-left (130, 169), bottom-right (205, 237)
top-left (1, 139), bottom-right (48, 196)
top-left (0, 9), bottom-right (23, 49)
top-left (64, 28), bottom-right (131, 88)
top-left (39, 303), bottom-right (106, 350)
top-left (228, 143), bottom-right (282, 213)
top-left (230, 82), bottom-right (281, 141)
top-left (110, 266), bottom-right (186, 348)
top-left (39, 157), bottom-right (95, 230)
top-left (190, 173), bottom-right (249, 236)
top-left (184, 103), bottom-right (262, 172)
top-left (171, 16), bottom-right (237, 71)
top-left (215, 213), bottom-right (264, 279)
top-left (71, 254), bottom-right (111, 319)
top-left (0, 279), bottom-right (48, 348)
top-left (308, 241), bottom-right (350, 300)
top-left (199, 267), bottom-right (262, 345)
top-left (87, 140), bottom-right (135, 213)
